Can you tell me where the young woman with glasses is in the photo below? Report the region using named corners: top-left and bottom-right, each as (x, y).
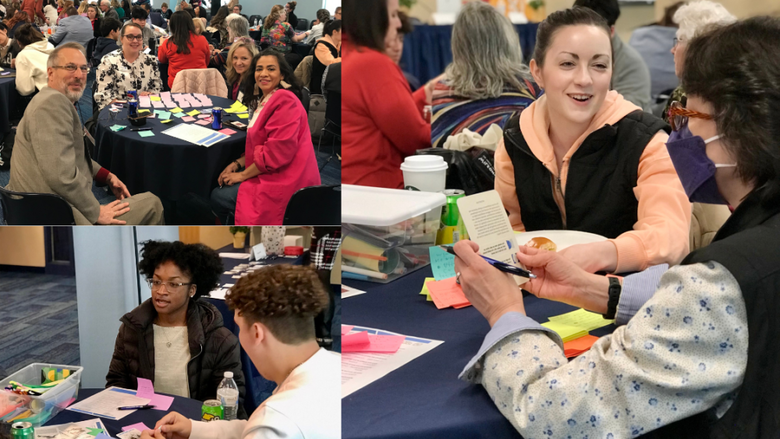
top-left (106, 240), bottom-right (247, 418)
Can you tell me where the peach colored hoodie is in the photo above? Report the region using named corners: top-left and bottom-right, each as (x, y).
top-left (495, 90), bottom-right (692, 273)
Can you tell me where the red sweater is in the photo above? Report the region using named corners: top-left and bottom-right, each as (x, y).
top-left (157, 33), bottom-right (211, 89)
top-left (342, 40), bottom-right (430, 189)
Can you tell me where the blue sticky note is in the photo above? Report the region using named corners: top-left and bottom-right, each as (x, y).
top-left (155, 110), bottom-right (172, 120)
top-left (172, 112), bottom-right (185, 118)
top-left (428, 246), bottom-right (456, 281)
top-left (138, 130), bottom-right (155, 137)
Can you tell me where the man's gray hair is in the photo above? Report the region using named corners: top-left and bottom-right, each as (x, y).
top-left (674, 0), bottom-right (736, 42)
top-left (445, 1), bottom-right (531, 100)
top-left (46, 42), bottom-right (86, 69)
top-left (228, 15), bottom-right (249, 37)
top-left (101, 0), bottom-right (109, 5)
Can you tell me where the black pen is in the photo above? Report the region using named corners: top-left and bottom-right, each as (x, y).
top-left (118, 404), bottom-right (156, 410)
top-left (438, 246), bottom-right (536, 279)
top-left (130, 127), bottom-right (153, 131)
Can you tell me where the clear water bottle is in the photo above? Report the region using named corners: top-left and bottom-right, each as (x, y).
top-left (217, 371), bottom-right (239, 420)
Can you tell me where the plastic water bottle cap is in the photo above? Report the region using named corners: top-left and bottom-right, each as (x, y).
top-left (224, 371), bottom-right (233, 378)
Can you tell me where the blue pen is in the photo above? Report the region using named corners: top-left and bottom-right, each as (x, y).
top-left (438, 246), bottom-right (536, 279)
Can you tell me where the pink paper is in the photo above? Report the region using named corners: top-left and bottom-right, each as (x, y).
top-left (122, 422), bottom-right (151, 432)
top-left (341, 325), bottom-right (354, 336)
top-left (136, 377), bottom-right (155, 399)
top-left (342, 331), bottom-right (369, 347)
top-left (181, 116), bottom-right (196, 122)
top-left (195, 119), bottom-right (210, 126)
top-left (161, 92), bottom-right (171, 100)
top-left (150, 393), bottom-right (174, 411)
top-left (151, 101), bottom-right (165, 108)
top-left (197, 114), bottom-right (211, 119)
top-left (343, 333), bottom-right (405, 354)
top-left (138, 96), bottom-right (151, 107)
top-left (218, 128), bottom-right (236, 135)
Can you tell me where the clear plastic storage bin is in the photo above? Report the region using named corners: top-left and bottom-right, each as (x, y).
top-left (0, 363), bottom-right (83, 427)
top-left (342, 185), bottom-right (446, 284)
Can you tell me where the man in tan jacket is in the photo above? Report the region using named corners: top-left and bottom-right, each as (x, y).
top-left (7, 42), bottom-right (164, 225)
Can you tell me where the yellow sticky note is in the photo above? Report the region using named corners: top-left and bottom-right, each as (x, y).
top-left (170, 107), bottom-right (184, 113)
top-left (186, 110), bottom-right (201, 116)
top-left (343, 236), bottom-right (385, 272)
top-left (160, 119), bottom-right (173, 124)
top-left (137, 109), bottom-right (151, 114)
top-left (548, 309), bottom-right (613, 332)
top-left (541, 321), bottom-right (589, 343)
top-left (419, 277), bottom-right (435, 302)
top-left (238, 113), bottom-right (249, 119)
top-left (150, 96), bottom-right (162, 101)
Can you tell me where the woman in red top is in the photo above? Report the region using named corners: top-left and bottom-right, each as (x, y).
top-left (342, 0), bottom-right (440, 189)
top-left (157, 10), bottom-right (210, 89)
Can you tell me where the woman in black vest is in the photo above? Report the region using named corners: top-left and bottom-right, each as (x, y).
top-left (309, 19), bottom-right (340, 95)
top-left (495, 7), bottom-right (691, 275)
top-left (453, 15), bottom-right (780, 439)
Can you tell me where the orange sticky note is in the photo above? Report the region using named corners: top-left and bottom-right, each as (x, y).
top-left (427, 277), bottom-right (471, 309)
top-left (563, 334), bottom-right (599, 358)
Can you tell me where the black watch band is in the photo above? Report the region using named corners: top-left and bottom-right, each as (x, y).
top-left (603, 277), bottom-right (621, 320)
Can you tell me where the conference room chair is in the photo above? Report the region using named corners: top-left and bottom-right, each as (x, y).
top-left (0, 186), bottom-right (76, 225)
top-left (283, 184), bottom-right (340, 226)
top-left (317, 89), bottom-right (340, 170)
top-left (248, 15), bottom-right (262, 27)
top-left (295, 18), bottom-right (308, 31)
top-left (170, 68), bottom-right (228, 98)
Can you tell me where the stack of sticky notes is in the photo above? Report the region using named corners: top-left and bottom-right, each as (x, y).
top-left (428, 246), bottom-right (456, 281)
top-left (342, 331), bottom-right (405, 354)
top-left (542, 308), bottom-right (613, 343)
top-left (563, 335), bottom-right (599, 358)
top-left (425, 277), bottom-right (471, 309)
top-left (225, 100), bottom-right (248, 114)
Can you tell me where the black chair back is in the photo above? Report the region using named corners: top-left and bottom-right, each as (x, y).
top-left (296, 18), bottom-right (308, 31)
top-left (248, 15), bottom-right (262, 27)
top-left (283, 185), bottom-right (340, 226)
top-left (0, 186), bottom-right (76, 225)
top-left (300, 87), bottom-right (310, 114)
top-left (325, 92), bottom-right (340, 129)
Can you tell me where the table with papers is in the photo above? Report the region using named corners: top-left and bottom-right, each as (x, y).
top-left (341, 264), bottom-right (617, 439)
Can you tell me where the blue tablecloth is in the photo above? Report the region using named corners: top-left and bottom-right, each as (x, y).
top-left (0, 70), bottom-right (21, 136)
top-left (400, 23), bottom-right (539, 85)
top-left (203, 248), bottom-right (305, 414)
top-left (342, 265), bottom-right (615, 439)
top-left (93, 95), bottom-right (246, 201)
top-left (48, 388), bottom-right (201, 436)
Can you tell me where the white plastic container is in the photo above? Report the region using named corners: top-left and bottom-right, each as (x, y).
top-left (0, 363), bottom-right (83, 427)
top-left (342, 185), bottom-right (446, 284)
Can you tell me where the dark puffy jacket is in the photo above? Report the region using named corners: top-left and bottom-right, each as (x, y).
top-left (92, 38), bottom-right (118, 64)
top-left (105, 298), bottom-right (247, 418)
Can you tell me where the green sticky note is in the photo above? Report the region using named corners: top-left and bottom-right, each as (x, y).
top-left (110, 124), bottom-right (127, 132)
top-left (238, 113), bottom-right (249, 119)
top-left (186, 109), bottom-right (201, 116)
top-left (156, 111), bottom-right (172, 120)
top-left (170, 107), bottom-right (184, 113)
top-left (138, 130), bottom-right (155, 137)
top-left (428, 246), bottom-right (456, 281)
top-left (547, 309), bottom-right (613, 332)
top-left (172, 112), bottom-right (185, 118)
top-left (86, 427), bottom-right (104, 436)
top-left (541, 321), bottom-right (589, 343)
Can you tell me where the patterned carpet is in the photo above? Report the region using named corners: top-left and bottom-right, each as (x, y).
top-left (0, 271), bottom-right (80, 380)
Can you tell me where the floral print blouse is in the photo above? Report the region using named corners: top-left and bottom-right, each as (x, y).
top-left (460, 261), bottom-right (748, 438)
top-left (94, 49), bottom-right (164, 111)
top-left (260, 20), bottom-right (294, 53)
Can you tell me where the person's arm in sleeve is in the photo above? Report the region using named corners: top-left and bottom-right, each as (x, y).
top-left (14, 55), bottom-right (37, 96)
top-left (462, 262), bottom-right (746, 438)
top-left (28, 98), bottom-right (101, 222)
top-left (35, 0), bottom-right (45, 21)
top-left (157, 39), bottom-right (168, 63)
top-left (610, 131), bottom-right (692, 273)
top-left (252, 95), bottom-right (304, 173)
top-left (189, 419), bottom-right (247, 439)
top-left (495, 137), bottom-right (525, 232)
top-left (314, 42), bottom-right (340, 65)
top-left (49, 22), bottom-right (67, 45)
top-left (105, 324), bottom-right (134, 389)
top-left (200, 36), bottom-right (210, 66)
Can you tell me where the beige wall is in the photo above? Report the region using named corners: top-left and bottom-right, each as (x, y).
top-left (179, 227), bottom-right (234, 250)
top-left (0, 227), bottom-right (46, 267)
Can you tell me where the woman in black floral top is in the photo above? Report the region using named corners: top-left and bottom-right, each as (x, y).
top-left (94, 22), bottom-right (163, 110)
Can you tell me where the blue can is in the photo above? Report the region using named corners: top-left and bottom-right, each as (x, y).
top-left (127, 90), bottom-right (138, 100)
top-left (211, 107), bottom-right (223, 130)
top-left (128, 99), bottom-right (139, 118)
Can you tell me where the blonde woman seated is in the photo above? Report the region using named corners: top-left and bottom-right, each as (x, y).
top-left (224, 37), bottom-right (257, 101)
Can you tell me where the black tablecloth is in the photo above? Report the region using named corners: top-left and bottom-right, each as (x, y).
top-left (0, 70), bottom-right (21, 136)
top-left (93, 95), bottom-right (246, 201)
top-left (47, 388), bottom-right (201, 437)
top-left (400, 23), bottom-right (539, 84)
top-left (342, 265), bottom-right (616, 439)
top-left (202, 247), bottom-right (305, 414)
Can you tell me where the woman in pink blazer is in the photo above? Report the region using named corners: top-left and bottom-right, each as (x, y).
top-left (211, 49), bottom-right (320, 225)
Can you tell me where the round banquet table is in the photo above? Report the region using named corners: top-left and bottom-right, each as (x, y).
top-left (0, 69), bottom-right (21, 137)
top-left (93, 95), bottom-right (247, 202)
top-left (47, 388), bottom-right (201, 437)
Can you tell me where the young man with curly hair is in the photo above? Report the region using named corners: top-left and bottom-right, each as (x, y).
top-left (106, 240), bottom-right (247, 417)
top-left (142, 265), bottom-right (340, 439)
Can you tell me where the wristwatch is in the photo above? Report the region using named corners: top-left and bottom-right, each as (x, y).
top-left (603, 277), bottom-right (621, 320)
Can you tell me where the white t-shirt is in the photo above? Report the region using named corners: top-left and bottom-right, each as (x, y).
top-left (153, 324), bottom-right (191, 398)
top-left (190, 348), bottom-right (341, 439)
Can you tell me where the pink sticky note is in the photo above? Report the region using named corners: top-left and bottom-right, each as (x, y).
top-left (341, 325), bottom-right (355, 336)
top-left (151, 101), bottom-right (165, 108)
top-left (136, 377), bottom-right (155, 399)
top-left (181, 116), bottom-right (196, 122)
top-left (426, 277), bottom-right (471, 309)
top-left (343, 334), bottom-right (405, 354)
top-left (343, 331), bottom-right (370, 348)
top-left (195, 119), bottom-right (210, 126)
top-left (218, 128), bottom-right (236, 135)
top-left (122, 422), bottom-right (151, 432)
top-left (150, 393), bottom-right (174, 411)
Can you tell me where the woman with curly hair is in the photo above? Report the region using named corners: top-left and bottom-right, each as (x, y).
top-left (106, 240), bottom-right (247, 417)
top-left (143, 265), bottom-right (340, 439)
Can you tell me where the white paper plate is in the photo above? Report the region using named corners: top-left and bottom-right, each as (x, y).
top-left (515, 230), bottom-right (608, 251)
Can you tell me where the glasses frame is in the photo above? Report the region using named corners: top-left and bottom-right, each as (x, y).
top-left (51, 64), bottom-right (90, 74)
top-left (146, 278), bottom-right (195, 292)
top-left (123, 34), bottom-right (144, 41)
top-left (668, 100), bottom-right (713, 131)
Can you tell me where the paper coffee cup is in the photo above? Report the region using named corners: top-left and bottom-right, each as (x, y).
top-left (400, 156), bottom-right (448, 193)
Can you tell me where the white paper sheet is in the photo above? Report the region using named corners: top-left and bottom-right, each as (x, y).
top-left (341, 285), bottom-right (367, 298)
top-left (34, 418), bottom-right (105, 439)
top-left (161, 123), bottom-right (228, 147)
top-left (218, 253), bottom-right (251, 259)
top-left (341, 326), bottom-right (443, 398)
top-left (66, 387), bottom-right (150, 421)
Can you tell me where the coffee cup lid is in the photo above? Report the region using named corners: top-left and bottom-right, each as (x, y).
top-left (400, 155), bottom-right (448, 172)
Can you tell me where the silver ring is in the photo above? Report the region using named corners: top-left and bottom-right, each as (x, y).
top-left (456, 272), bottom-right (461, 285)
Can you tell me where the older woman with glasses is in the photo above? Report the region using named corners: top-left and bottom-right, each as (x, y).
top-left (453, 16), bottom-right (780, 438)
top-left (106, 240), bottom-right (247, 418)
